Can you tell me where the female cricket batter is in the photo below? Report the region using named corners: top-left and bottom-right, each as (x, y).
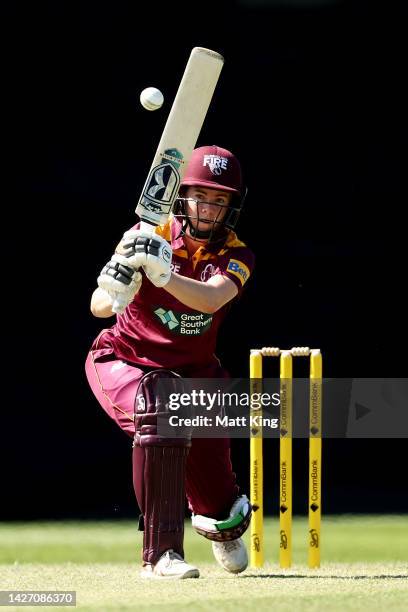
top-left (85, 145), bottom-right (254, 579)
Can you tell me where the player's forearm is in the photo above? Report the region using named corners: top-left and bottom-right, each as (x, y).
top-left (90, 288), bottom-right (115, 318)
top-left (164, 273), bottom-right (221, 314)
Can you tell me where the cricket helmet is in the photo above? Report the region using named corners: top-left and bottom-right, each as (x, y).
top-left (175, 145), bottom-right (246, 242)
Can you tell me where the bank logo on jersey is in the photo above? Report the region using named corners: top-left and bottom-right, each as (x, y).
top-left (154, 307), bottom-right (213, 335)
top-left (203, 154), bottom-right (228, 176)
top-left (227, 259), bottom-right (250, 285)
top-left (154, 308), bottom-right (179, 330)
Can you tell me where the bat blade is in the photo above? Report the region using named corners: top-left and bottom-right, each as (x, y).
top-left (135, 47), bottom-right (224, 227)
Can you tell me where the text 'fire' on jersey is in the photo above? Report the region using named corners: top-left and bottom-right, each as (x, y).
top-left (93, 216), bottom-right (255, 372)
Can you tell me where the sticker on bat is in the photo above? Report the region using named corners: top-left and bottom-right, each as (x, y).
top-left (141, 163), bottom-right (181, 215)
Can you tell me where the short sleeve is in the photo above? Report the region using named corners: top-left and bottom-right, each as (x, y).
top-left (216, 246), bottom-right (255, 294)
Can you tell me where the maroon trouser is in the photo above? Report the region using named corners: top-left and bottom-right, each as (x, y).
top-left (85, 349), bottom-right (239, 563)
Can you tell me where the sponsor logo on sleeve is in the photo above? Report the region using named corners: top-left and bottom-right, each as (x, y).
top-left (227, 259), bottom-right (250, 286)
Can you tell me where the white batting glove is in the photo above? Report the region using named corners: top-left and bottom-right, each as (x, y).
top-left (116, 229), bottom-right (149, 269)
top-left (144, 236), bottom-right (172, 287)
top-left (97, 253), bottom-right (142, 313)
top-left (117, 229), bottom-right (172, 287)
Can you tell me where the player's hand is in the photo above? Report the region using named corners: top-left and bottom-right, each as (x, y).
top-left (117, 229), bottom-right (172, 287)
top-left (97, 254), bottom-right (142, 313)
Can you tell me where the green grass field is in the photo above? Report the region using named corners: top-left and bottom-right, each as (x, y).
top-left (0, 516), bottom-right (407, 611)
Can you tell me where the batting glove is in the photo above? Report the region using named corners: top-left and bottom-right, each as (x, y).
top-left (117, 229), bottom-right (172, 288)
top-left (97, 253), bottom-right (142, 313)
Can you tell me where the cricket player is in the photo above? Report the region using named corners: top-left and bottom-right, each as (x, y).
top-left (85, 145), bottom-right (255, 579)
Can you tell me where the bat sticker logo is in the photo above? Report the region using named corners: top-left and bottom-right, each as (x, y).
top-left (142, 162), bottom-right (181, 214)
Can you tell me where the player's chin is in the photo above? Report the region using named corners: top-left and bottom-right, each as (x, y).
top-left (197, 221), bottom-right (215, 230)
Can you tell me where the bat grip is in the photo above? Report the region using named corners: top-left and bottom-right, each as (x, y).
top-left (140, 221), bottom-right (157, 235)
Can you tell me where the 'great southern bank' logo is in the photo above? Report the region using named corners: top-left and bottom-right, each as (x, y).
top-left (154, 308), bottom-right (179, 330)
top-left (154, 308), bottom-right (212, 335)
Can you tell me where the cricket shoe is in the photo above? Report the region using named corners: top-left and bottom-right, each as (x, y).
top-left (212, 538), bottom-right (248, 574)
top-left (140, 549), bottom-right (200, 580)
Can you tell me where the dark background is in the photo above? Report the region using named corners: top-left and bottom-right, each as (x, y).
top-left (4, 0), bottom-right (406, 519)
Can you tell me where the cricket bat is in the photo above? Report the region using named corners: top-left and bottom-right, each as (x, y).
top-left (112, 47), bottom-right (224, 313)
top-left (136, 47), bottom-right (224, 226)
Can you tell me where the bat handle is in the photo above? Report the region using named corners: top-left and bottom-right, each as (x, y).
top-left (140, 221), bottom-right (157, 235)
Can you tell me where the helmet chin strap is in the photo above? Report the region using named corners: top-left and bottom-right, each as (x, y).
top-left (185, 216), bottom-right (228, 244)
top-left (187, 219), bottom-right (213, 240)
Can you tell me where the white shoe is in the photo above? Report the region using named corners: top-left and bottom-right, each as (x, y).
top-left (140, 549), bottom-right (200, 580)
top-left (212, 538), bottom-right (248, 574)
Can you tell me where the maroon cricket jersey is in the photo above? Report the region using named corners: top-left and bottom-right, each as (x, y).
top-left (92, 217), bottom-right (254, 372)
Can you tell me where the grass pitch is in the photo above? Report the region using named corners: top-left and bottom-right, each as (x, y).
top-left (0, 516), bottom-right (407, 611)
